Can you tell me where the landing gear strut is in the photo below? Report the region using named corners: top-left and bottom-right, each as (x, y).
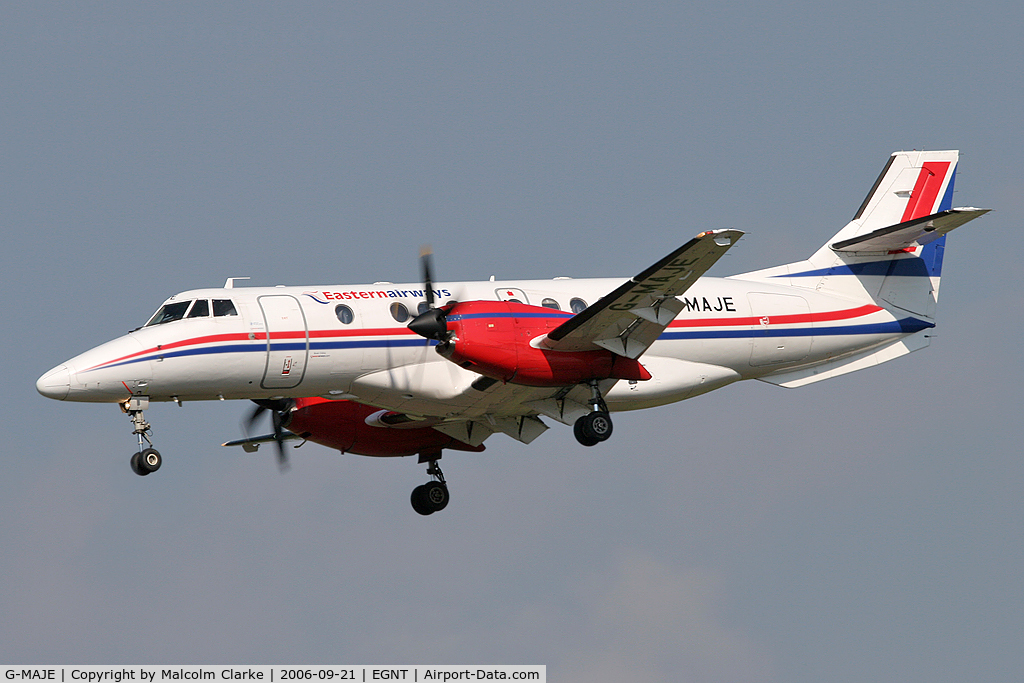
top-left (122, 396), bottom-right (162, 476)
top-left (574, 380), bottom-right (613, 447)
top-left (411, 456), bottom-right (449, 515)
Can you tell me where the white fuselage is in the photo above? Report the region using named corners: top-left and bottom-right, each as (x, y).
top-left (37, 274), bottom-right (930, 419)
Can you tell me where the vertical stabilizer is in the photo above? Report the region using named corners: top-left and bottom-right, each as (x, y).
top-left (825, 150), bottom-right (959, 251)
top-left (731, 151), bottom-right (987, 319)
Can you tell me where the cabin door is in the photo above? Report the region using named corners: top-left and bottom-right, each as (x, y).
top-left (258, 295), bottom-right (309, 389)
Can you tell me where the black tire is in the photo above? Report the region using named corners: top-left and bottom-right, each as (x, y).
top-left (422, 480), bottom-right (449, 512)
top-left (138, 448), bottom-right (162, 474)
top-left (574, 417), bottom-right (600, 447)
top-left (411, 484), bottom-right (434, 516)
top-left (130, 452), bottom-right (149, 477)
top-left (583, 411), bottom-right (613, 441)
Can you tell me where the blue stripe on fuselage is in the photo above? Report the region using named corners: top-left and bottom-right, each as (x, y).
top-left (779, 258), bottom-right (933, 279)
top-left (87, 317), bottom-right (933, 371)
top-left (660, 317), bottom-right (932, 340)
top-left (447, 312), bottom-right (573, 321)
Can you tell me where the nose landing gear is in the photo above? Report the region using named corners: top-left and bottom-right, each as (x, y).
top-left (130, 448), bottom-right (162, 476)
top-left (411, 457), bottom-right (449, 515)
top-left (122, 396), bottom-right (162, 477)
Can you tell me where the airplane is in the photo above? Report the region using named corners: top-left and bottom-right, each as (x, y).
top-left (37, 150), bottom-right (988, 515)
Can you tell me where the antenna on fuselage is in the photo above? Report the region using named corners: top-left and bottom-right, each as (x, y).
top-left (224, 277), bottom-right (251, 289)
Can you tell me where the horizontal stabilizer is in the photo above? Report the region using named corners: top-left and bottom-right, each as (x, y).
top-left (832, 208), bottom-right (989, 252)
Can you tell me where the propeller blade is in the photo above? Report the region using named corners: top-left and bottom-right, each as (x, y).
top-left (420, 245), bottom-right (435, 308)
top-left (271, 410), bottom-right (289, 472)
top-left (241, 398), bottom-right (294, 471)
top-left (244, 403), bottom-right (267, 437)
top-left (410, 245), bottom-right (450, 342)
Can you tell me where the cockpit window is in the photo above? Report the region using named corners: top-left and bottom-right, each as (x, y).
top-left (187, 300), bottom-right (210, 318)
top-left (146, 301), bottom-right (192, 326)
top-left (213, 299), bottom-right (238, 317)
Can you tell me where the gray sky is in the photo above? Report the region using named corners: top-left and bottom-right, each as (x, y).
top-left (3, 2), bottom-right (1022, 680)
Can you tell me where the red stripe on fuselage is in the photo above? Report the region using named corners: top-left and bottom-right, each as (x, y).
top-left (84, 327), bottom-right (418, 371)
top-left (86, 305), bottom-right (882, 372)
top-left (309, 327), bottom-right (416, 338)
top-left (667, 304), bottom-right (882, 328)
top-left (83, 332), bottom-right (254, 371)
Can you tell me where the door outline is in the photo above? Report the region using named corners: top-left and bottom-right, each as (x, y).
top-left (258, 295), bottom-right (309, 389)
top-left (496, 287), bottom-right (530, 304)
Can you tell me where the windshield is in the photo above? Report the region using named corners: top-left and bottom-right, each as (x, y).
top-left (145, 301), bottom-right (191, 327)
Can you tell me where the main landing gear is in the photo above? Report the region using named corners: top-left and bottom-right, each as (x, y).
top-left (573, 380), bottom-right (614, 447)
top-left (411, 456), bottom-right (449, 516)
top-left (122, 396), bottom-right (163, 476)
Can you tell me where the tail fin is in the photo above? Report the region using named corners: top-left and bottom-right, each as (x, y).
top-left (734, 150), bottom-right (989, 318)
top-left (824, 149), bottom-right (961, 252)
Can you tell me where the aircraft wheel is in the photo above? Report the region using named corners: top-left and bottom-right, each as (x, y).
top-left (422, 481), bottom-right (449, 512)
top-left (130, 452), bottom-right (149, 477)
top-left (576, 411), bottom-right (613, 444)
top-left (411, 485), bottom-right (434, 516)
top-left (138, 448), bottom-right (162, 474)
top-left (573, 417), bottom-right (600, 447)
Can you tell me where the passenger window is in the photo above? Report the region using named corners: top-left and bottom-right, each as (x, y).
top-left (417, 301), bottom-right (431, 316)
top-left (187, 300), bottom-right (210, 318)
top-left (390, 302), bottom-right (410, 323)
top-left (541, 298), bottom-right (561, 310)
top-left (213, 299), bottom-right (238, 317)
top-left (570, 298), bottom-right (588, 314)
top-left (145, 301), bottom-right (191, 326)
top-left (335, 304), bottom-right (354, 324)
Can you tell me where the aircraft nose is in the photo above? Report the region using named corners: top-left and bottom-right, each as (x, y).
top-left (37, 364), bottom-right (71, 400)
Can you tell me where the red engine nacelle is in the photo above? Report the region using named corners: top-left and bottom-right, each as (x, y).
top-left (437, 300), bottom-right (651, 387)
top-left (286, 397), bottom-right (484, 458)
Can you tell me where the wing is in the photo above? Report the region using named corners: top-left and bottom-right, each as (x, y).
top-left (540, 229), bottom-right (743, 358)
top-left (340, 229), bottom-right (743, 447)
top-left (428, 379), bottom-right (622, 446)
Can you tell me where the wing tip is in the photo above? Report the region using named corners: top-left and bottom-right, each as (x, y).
top-left (696, 228), bottom-right (744, 247)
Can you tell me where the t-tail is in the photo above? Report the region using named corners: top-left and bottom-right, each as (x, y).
top-left (736, 150), bottom-right (989, 319)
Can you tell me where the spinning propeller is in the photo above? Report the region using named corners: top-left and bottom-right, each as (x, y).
top-left (243, 398), bottom-right (295, 471)
top-left (408, 246), bottom-right (450, 343)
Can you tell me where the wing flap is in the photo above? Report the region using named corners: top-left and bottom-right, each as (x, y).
top-left (432, 420), bottom-right (494, 447)
top-left (542, 229), bottom-right (742, 356)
